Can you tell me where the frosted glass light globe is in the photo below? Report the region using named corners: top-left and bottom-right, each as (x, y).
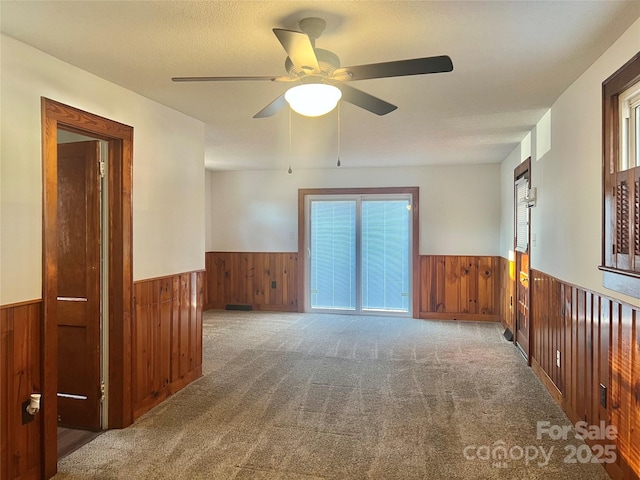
top-left (285, 84), bottom-right (342, 117)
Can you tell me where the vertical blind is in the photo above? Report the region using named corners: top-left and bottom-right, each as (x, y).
top-left (310, 200), bottom-right (356, 310)
top-left (361, 200), bottom-right (410, 311)
top-left (309, 196), bottom-right (411, 313)
top-left (515, 177), bottom-right (529, 253)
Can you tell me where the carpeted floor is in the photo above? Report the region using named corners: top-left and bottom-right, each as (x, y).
top-left (55, 311), bottom-right (610, 479)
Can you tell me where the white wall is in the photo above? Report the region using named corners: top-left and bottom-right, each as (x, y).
top-left (0, 35), bottom-right (205, 305)
top-left (207, 164), bottom-right (501, 255)
top-left (499, 17), bottom-right (640, 307)
top-left (499, 144), bottom-right (521, 259)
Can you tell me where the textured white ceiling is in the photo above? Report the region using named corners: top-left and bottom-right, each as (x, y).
top-left (2, 1), bottom-right (639, 171)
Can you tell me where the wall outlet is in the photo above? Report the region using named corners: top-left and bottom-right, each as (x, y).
top-left (556, 350), bottom-right (561, 368)
top-left (600, 384), bottom-right (607, 408)
top-left (271, 281), bottom-right (277, 289)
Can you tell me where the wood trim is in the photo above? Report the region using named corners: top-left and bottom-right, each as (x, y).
top-left (41, 107), bottom-right (58, 480)
top-left (41, 98), bottom-right (134, 478)
top-left (603, 51), bottom-right (640, 98)
top-left (514, 156), bottom-right (531, 180)
top-left (419, 312), bottom-right (500, 322)
top-left (298, 187), bottom-right (420, 317)
top-left (531, 356), bottom-right (563, 406)
top-left (0, 299), bottom-right (42, 310)
top-left (134, 270), bottom-right (206, 285)
top-left (514, 157), bottom-right (532, 364)
top-left (602, 52), bottom-right (640, 297)
top-left (411, 190), bottom-right (420, 318)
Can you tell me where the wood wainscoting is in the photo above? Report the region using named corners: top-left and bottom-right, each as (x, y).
top-left (419, 255), bottom-right (501, 321)
top-left (204, 252), bottom-right (298, 312)
top-left (204, 252), bottom-right (501, 321)
top-left (1, 300), bottom-right (42, 480)
top-left (499, 256), bottom-right (515, 333)
top-left (530, 269), bottom-right (640, 480)
top-left (132, 270), bottom-right (204, 419)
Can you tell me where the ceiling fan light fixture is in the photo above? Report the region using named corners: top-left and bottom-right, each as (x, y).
top-left (284, 84), bottom-right (342, 117)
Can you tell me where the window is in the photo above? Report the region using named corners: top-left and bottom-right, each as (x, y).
top-left (619, 83), bottom-right (640, 171)
top-left (601, 52), bottom-right (640, 297)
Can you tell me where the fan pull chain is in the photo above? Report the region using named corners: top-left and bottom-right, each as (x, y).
top-left (337, 102), bottom-right (341, 167)
top-left (288, 107), bottom-right (293, 174)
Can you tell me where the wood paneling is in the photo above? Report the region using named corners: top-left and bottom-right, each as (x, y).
top-left (132, 271), bottom-right (204, 419)
top-left (206, 253), bottom-right (501, 321)
top-left (419, 255), bottom-right (500, 321)
top-left (1, 300), bottom-right (42, 480)
top-left (1, 271), bottom-right (202, 479)
top-left (205, 252), bottom-right (298, 311)
top-left (531, 269), bottom-right (640, 480)
top-left (499, 256), bottom-right (515, 332)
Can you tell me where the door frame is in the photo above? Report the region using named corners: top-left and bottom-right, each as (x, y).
top-left (41, 98), bottom-right (134, 478)
top-left (513, 157), bottom-right (532, 364)
top-left (298, 187), bottom-right (420, 318)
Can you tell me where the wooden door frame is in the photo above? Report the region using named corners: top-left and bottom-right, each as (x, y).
top-left (297, 187), bottom-right (420, 318)
top-left (41, 98), bottom-right (133, 478)
top-left (514, 157), bottom-right (532, 365)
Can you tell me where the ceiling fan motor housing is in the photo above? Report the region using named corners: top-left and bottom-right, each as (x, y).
top-left (285, 48), bottom-right (340, 78)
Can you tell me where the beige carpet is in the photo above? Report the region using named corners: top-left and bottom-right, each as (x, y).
top-left (55, 311), bottom-right (610, 479)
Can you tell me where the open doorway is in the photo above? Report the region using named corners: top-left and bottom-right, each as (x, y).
top-left (42, 98), bottom-right (134, 478)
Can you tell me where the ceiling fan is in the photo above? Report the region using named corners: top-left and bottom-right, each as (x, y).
top-left (172, 17), bottom-right (453, 118)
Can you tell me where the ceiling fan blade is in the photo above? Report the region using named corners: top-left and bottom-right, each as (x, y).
top-left (337, 84), bottom-right (397, 116)
top-left (273, 28), bottom-right (320, 72)
top-left (334, 55), bottom-right (453, 81)
top-left (172, 75), bottom-right (293, 82)
top-left (253, 94), bottom-right (288, 119)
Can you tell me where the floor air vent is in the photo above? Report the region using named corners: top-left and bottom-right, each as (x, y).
top-left (225, 304), bottom-right (253, 311)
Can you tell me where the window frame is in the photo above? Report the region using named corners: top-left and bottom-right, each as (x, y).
top-left (600, 52), bottom-right (640, 298)
top-left (618, 82), bottom-right (640, 171)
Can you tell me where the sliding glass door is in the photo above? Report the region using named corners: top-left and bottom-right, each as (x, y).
top-left (306, 194), bottom-right (412, 315)
top-left (309, 199), bottom-right (357, 310)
